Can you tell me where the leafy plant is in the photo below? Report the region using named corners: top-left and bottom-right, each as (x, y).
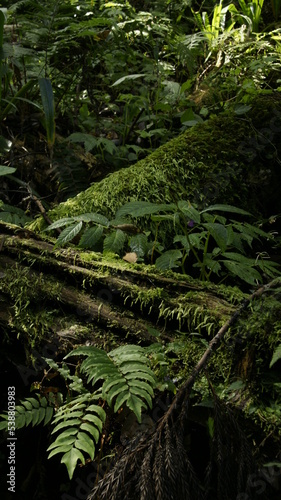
top-left (0, 201), bottom-right (32, 225)
top-left (0, 343), bottom-right (157, 479)
top-left (65, 345), bottom-right (157, 424)
top-left (39, 77), bottom-right (56, 153)
top-left (48, 393), bottom-right (106, 480)
top-left (192, 1), bottom-right (236, 48)
top-left (0, 395), bottom-right (53, 430)
top-left (47, 200), bottom-right (280, 286)
top-left (117, 200), bottom-right (280, 285)
top-left (270, 343), bottom-right (281, 368)
top-left (229, 0), bottom-right (265, 33)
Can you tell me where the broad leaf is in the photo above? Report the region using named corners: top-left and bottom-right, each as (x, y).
top-left (79, 225), bottom-right (104, 249)
top-left (155, 250), bottom-right (183, 270)
top-left (0, 165), bottom-right (16, 175)
top-left (116, 201), bottom-right (176, 218)
top-left (103, 229), bottom-right (126, 253)
top-left (222, 260), bottom-right (262, 285)
top-left (201, 204), bottom-right (252, 216)
top-left (177, 201), bottom-right (201, 223)
top-left (54, 221), bottom-right (83, 247)
top-left (45, 217), bottom-right (75, 231)
top-left (73, 213), bottom-right (109, 226)
top-left (68, 133), bottom-right (97, 152)
top-left (129, 233), bottom-right (148, 256)
top-left (203, 223), bottom-right (228, 252)
top-left (112, 74), bottom-right (145, 87)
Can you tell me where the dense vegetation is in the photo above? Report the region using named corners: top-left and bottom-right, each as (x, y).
top-left (0, 1), bottom-right (281, 499)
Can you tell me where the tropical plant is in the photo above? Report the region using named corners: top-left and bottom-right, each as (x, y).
top-left (192, 0), bottom-right (236, 47)
top-left (116, 200), bottom-right (280, 285)
top-left (229, 0), bottom-right (265, 33)
top-left (0, 344), bottom-right (157, 479)
top-left (46, 200), bottom-right (280, 286)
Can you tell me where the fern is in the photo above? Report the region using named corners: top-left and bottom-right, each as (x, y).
top-left (47, 393), bottom-right (106, 479)
top-left (65, 345), bottom-right (157, 424)
top-left (0, 395), bottom-right (53, 430)
top-left (269, 343), bottom-right (281, 368)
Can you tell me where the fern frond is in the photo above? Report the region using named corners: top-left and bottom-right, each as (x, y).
top-left (65, 345), bottom-right (157, 424)
top-left (0, 395), bottom-right (53, 431)
top-left (47, 393), bottom-right (106, 479)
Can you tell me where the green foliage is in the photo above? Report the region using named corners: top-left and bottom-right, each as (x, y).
top-left (0, 165), bottom-right (16, 176)
top-left (270, 343), bottom-right (281, 368)
top-left (46, 199), bottom-right (280, 286)
top-left (48, 393), bottom-right (106, 480)
top-left (65, 344), bottom-right (157, 424)
top-left (0, 396), bottom-right (53, 430)
top-left (230, 0), bottom-right (265, 32)
top-left (0, 201), bottom-right (32, 225)
top-left (192, 1), bottom-right (236, 47)
top-left (0, 343), bottom-right (157, 479)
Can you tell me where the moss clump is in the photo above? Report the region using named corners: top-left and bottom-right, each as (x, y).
top-left (30, 94), bottom-right (281, 233)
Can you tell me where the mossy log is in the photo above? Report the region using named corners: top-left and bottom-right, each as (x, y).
top-left (30, 94), bottom-right (281, 233)
top-left (1, 222), bottom-right (280, 499)
top-left (0, 221), bottom-right (241, 354)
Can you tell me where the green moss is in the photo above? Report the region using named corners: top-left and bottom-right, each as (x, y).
top-left (0, 265), bottom-right (63, 347)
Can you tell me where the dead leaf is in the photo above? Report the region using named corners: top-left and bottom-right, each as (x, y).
top-left (123, 252), bottom-right (138, 263)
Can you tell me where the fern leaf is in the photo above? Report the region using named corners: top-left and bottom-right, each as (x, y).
top-left (47, 394), bottom-right (106, 479)
top-left (44, 406), bottom-right (53, 425)
top-left (80, 422), bottom-right (100, 443)
top-left (52, 409), bottom-right (85, 423)
top-left (52, 419), bottom-right (82, 433)
top-left (66, 344), bottom-right (157, 424)
top-left (48, 445), bottom-right (74, 459)
top-left (269, 343), bottom-right (281, 368)
top-left (106, 383), bottom-right (128, 401)
top-left (75, 432), bottom-right (95, 459)
top-left (61, 448), bottom-right (86, 480)
top-left (117, 393), bottom-right (148, 423)
top-left (0, 395), bottom-right (54, 430)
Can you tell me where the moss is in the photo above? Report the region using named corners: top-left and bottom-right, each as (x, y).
top-left (0, 265), bottom-right (63, 347)
top-left (29, 94), bottom-right (281, 233)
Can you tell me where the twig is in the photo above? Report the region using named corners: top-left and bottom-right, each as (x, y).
top-left (26, 185), bottom-right (61, 233)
